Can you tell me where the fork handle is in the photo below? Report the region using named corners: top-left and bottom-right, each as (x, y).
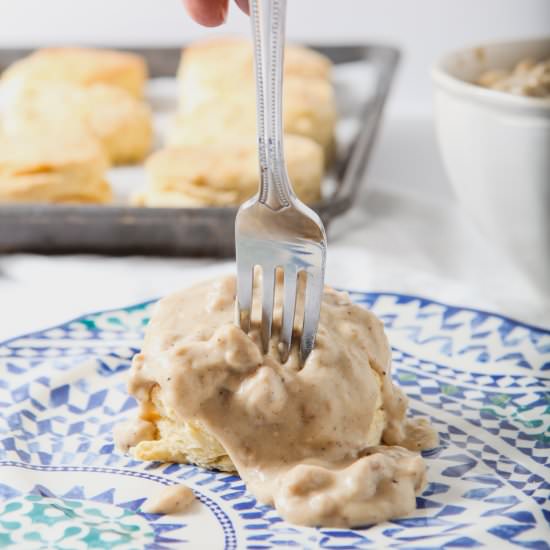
top-left (250, 0), bottom-right (295, 210)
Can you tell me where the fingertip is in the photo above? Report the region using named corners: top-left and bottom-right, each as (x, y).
top-left (183, 0), bottom-right (228, 27)
top-left (235, 0), bottom-right (249, 15)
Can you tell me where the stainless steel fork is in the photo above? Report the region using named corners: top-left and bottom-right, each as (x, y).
top-left (235, 0), bottom-right (327, 363)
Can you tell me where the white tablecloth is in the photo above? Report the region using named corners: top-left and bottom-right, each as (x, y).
top-left (1, 114), bottom-right (548, 341)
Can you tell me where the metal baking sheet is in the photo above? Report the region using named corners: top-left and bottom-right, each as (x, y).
top-left (0, 44), bottom-right (399, 257)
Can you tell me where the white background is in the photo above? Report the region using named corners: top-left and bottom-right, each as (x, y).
top-left (0, 0), bottom-right (549, 338)
top-left (0, 0), bottom-right (549, 112)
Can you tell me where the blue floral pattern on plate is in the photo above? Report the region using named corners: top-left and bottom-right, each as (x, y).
top-left (0, 292), bottom-right (548, 549)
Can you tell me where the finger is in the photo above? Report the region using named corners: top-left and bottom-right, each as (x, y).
top-left (235, 0), bottom-right (249, 15)
top-left (182, 0), bottom-right (228, 26)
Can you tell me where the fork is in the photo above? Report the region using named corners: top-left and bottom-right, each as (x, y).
top-left (235, 0), bottom-right (327, 363)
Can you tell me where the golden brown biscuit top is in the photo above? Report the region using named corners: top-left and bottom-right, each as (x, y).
top-left (1, 47), bottom-right (147, 89)
top-left (179, 37), bottom-right (332, 84)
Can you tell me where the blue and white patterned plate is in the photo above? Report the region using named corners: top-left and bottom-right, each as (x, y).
top-left (0, 292), bottom-right (548, 549)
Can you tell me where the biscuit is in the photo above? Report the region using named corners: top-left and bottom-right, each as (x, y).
top-left (138, 135), bottom-right (323, 207)
top-left (178, 37), bottom-right (332, 114)
top-left (132, 386), bottom-right (235, 472)
top-left (125, 277), bottom-right (388, 473)
top-left (0, 129), bottom-right (112, 204)
top-left (169, 77), bottom-right (336, 157)
top-left (2, 83), bottom-right (153, 165)
top-left (1, 47), bottom-right (147, 98)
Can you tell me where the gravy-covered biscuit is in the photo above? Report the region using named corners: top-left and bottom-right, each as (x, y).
top-left (0, 129), bottom-right (111, 204)
top-left (169, 77), bottom-right (336, 157)
top-left (2, 83), bottom-right (153, 165)
top-left (1, 47), bottom-right (147, 98)
top-left (137, 135), bottom-right (323, 207)
top-left (115, 275), bottom-right (437, 527)
top-left (178, 37), bottom-right (332, 114)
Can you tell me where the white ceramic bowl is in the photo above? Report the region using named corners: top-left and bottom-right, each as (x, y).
top-left (432, 38), bottom-right (550, 293)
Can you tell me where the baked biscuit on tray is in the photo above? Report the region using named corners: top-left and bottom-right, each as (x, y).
top-left (1, 47), bottom-right (147, 98)
top-left (136, 135), bottom-right (323, 208)
top-left (169, 77), bottom-right (336, 158)
top-left (178, 37), bottom-right (332, 114)
top-left (0, 129), bottom-right (112, 204)
top-left (2, 83), bottom-right (153, 165)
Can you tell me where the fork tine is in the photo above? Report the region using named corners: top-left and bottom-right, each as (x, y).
top-left (237, 261), bottom-right (253, 333)
top-left (261, 266), bottom-right (276, 352)
top-left (300, 270), bottom-right (324, 362)
top-left (279, 266), bottom-right (298, 362)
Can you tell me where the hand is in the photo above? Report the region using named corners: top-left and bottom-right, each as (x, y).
top-left (183, 0), bottom-right (249, 27)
